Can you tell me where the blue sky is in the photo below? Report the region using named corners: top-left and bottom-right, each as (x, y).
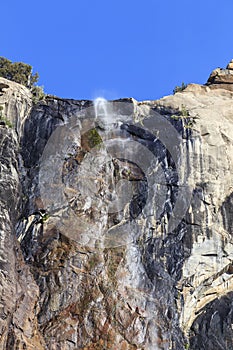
top-left (2, 0), bottom-right (233, 101)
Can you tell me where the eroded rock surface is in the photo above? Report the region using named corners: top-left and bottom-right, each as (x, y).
top-left (0, 62), bottom-right (233, 350)
top-left (207, 58), bottom-right (233, 92)
top-left (0, 79), bottom-right (44, 349)
top-left (0, 77), bottom-right (32, 136)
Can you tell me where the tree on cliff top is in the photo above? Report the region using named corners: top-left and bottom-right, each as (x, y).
top-left (0, 56), bottom-right (39, 89)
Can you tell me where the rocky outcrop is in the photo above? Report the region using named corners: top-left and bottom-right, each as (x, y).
top-left (156, 83), bottom-right (233, 341)
top-left (206, 58), bottom-right (233, 91)
top-left (189, 292), bottom-right (233, 349)
top-left (0, 78), bottom-right (32, 136)
top-left (0, 61), bottom-right (232, 350)
top-left (227, 59), bottom-right (233, 70)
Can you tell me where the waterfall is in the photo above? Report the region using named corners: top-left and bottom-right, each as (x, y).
top-left (94, 97), bottom-right (114, 128)
top-left (93, 97), bottom-right (125, 217)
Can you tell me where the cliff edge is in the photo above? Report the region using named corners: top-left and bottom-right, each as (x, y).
top-left (0, 61), bottom-right (232, 349)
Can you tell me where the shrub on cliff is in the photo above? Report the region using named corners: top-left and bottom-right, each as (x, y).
top-left (173, 82), bottom-right (187, 94)
top-left (0, 57), bottom-right (46, 103)
top-left (0, 57), bottom-right (39, 89)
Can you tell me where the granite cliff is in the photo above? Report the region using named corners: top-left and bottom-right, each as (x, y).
top-left (0, 61), bottom-right (232, 349)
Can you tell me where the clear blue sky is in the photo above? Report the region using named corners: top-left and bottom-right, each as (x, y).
top-left (2, 0), bottom-right (233, 101)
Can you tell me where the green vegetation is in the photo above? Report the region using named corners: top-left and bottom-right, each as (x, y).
top-left (180, 104), bottom-right (190, 117)
top-left (171, 104), bottom-right (190, 120)
top-left (0, 57), bottom-right (45, 103)
top-left (124, 169), bottom-right (131, 178)
top-left (87, 128), bottom-right (102, 148)
top-left (171, 105), bottom-right (196, 129)
top-left (0, 57), bottom-right (38, 88)
top-left (173, 82), bottom-right (187, 94)
top-left (0, 106), bottom-right (12, 128)
top-left (41, 213), bottom-right (50, 223)
top-left (31, 85), bottom-right (45, 104)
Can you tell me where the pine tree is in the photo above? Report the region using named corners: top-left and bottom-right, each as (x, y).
top-left (0, 57), bottom-right (39, 89)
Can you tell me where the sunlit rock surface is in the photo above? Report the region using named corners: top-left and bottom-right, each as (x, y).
top-left (0, 61), bottom-right (232, 350)
top-left (0, 77), bottom-right (32, 136)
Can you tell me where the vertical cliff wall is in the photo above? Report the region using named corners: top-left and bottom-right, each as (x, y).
top-left (0, 79), bottom-right (45, 349)
top-left (0, 63), bottom-right (232, 350)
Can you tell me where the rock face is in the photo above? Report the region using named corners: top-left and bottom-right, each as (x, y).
top-left (0, 77), bottom-right (32, 136)
top-left (0, 79), bottom-right (45, 349)
top-left (0, 61), bottom-right (232, 350)
top-left (206, 58), bottom-right (233, 91)
top-left (227, 59), bottom-right (233, 70)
